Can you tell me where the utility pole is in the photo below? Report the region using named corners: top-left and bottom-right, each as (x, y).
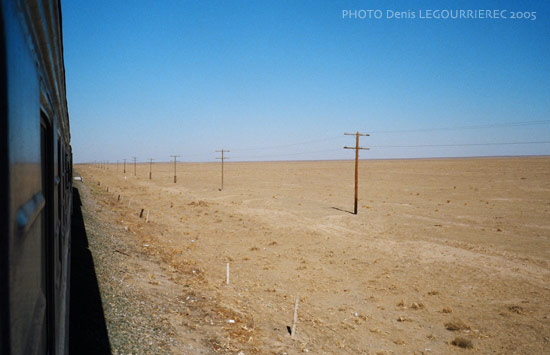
top-left (170, 155), bottom-right (180, 183)
top-left (216, 149), bottom-right (230, 190)
top-left (133, 157), bottom-right (137, 176)
top-left (123, 158), bottom-right (127, 174)
top-left (344, 132), bottom-right (370, 214)
top-left (148, 158), bottom-right (154, 179)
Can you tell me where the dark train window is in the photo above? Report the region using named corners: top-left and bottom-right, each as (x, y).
top-left (65, 153), bottom-right (69, 188)
top-left (57, 138), bottom-right (62, 264)
top-left (40, 113), bottom-right (55, 354)
top-left (57, 139), bottom-right (61, 220)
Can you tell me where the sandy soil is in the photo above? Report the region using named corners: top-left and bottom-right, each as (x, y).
top-left (76, 157), bottom-right (550, 354)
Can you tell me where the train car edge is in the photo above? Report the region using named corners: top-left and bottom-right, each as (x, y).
top-left (1, 0), bottom-right (73, 354)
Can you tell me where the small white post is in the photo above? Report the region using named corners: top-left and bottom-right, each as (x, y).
top-left (226, 263), bottom-right (230, 285)
top-left (291, 297), bottom-right (299, 337)
top-left (146, 210), bottom-right (149, 223)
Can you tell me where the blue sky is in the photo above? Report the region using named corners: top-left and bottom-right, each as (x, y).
top-left (62, 0), bottom-right (550, 163)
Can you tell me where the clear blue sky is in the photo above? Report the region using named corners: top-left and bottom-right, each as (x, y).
top-left (62, 0), bottom-right (550, 163)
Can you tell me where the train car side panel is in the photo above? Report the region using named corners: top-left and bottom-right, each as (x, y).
top-left (1, 0), bottom-right (71, 354)
top-left (0, 4), bottom-right (9, 354)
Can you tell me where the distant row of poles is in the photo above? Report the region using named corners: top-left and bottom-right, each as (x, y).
top-left (88, 132), bottom-right (370, 213)
top-left (90, 150), bottom-right (231, 190)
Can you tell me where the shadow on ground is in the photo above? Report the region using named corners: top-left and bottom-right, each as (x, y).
top-left (330, 206), bottom-right (355, 215)
top-left (69, 186), bottom-right (111, 353)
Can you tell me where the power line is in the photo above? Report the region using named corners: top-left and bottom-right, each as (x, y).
top-left (209, 120), bottom-right (550, 154)
top-left (371, 141), bottom-right (550, 148)
top-left (368, 120), bottom-right (550, 134)
top-left (233, 141), bottom-right (548, 160)
top-left (231, 135), bottom-right (342, 152)
top-left (235, 148), bottom-right (342, 160)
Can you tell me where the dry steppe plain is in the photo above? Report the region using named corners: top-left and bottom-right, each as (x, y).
top-left (77, 157), bottom-right (550, 354)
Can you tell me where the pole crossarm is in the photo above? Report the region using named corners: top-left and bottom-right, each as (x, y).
top-left (344, 147), bottom-right (370, 150)
top-left (344, 132), bottom-right (370, 136)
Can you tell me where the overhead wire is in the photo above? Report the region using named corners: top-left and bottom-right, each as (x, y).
top-left (230, 119), bottom-right (550, 153)
top-left (371, 141), bottom-right (550, 148)
top-left (230, 119), bottom-right (550, 158)
top-left (368, 119), bottom-right (550, 134)
top-left (233, 148), bottom-right (342, 160)
top-left (120, 119), bottom-right (549, 162)
top-left (231, 135), bottom-right (343, 152)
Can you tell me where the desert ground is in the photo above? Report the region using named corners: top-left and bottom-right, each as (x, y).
top-left (75, 157), bottom-right (550, 354)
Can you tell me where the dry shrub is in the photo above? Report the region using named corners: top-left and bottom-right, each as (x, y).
top-left (508, 305), bottom-right (523, 314)
top-left (445, 319), bottom-right (470, 331)
top-left (410, 302), bottom-right (425, 310)
top-left (441, 307), bottom-right (453, 314)
top-left (451, 336), bottom-right (473, 349)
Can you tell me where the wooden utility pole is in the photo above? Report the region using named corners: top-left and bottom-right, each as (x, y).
top-left (132, 157), bottom-right (137, 176)
top-left (216, 149), bottom-right (230, 190)
top-left (344, 132), bottom-right (370, 214)
top-left (123, 158), bottom-right (127, 174)
top-left (170, 155), bottom-right (180, 183)
top-left (148, 158), bottom-right (154, 179)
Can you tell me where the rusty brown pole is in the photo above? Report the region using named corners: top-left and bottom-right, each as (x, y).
top-left (123, 158), bottom-right (126, 174)
top-left (133, 157), bottom-right (137, 176)
top-left (170, 155), bottom-right (180, 183)
top-left (354, 132), bottom-right (359, 214)
top-left (216, 149), bottom-right (230, 190)
top-left (148, 158), bottom-right (154, 179)
top-left (344, 132), bottom-right (369, 214)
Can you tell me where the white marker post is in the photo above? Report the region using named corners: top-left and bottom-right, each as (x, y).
top-left (146, 210), bottom-right (149, 223)
top-left (291, 297), bottom-right (299, 337)
top-left (226, 263), bottom-right (230, 285)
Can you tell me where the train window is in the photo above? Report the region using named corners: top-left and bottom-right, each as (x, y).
top-left (40, 113), bottom-right (55, 354)
top-left (57, 139), bottom-right (61, 220)
top-left (57, 139), bottom-right (62, 264)
top-left (66, 152), bottom-right (70, 189)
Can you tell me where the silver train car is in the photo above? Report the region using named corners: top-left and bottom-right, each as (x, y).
top-left (1, 0), bottom-right (72, 354)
